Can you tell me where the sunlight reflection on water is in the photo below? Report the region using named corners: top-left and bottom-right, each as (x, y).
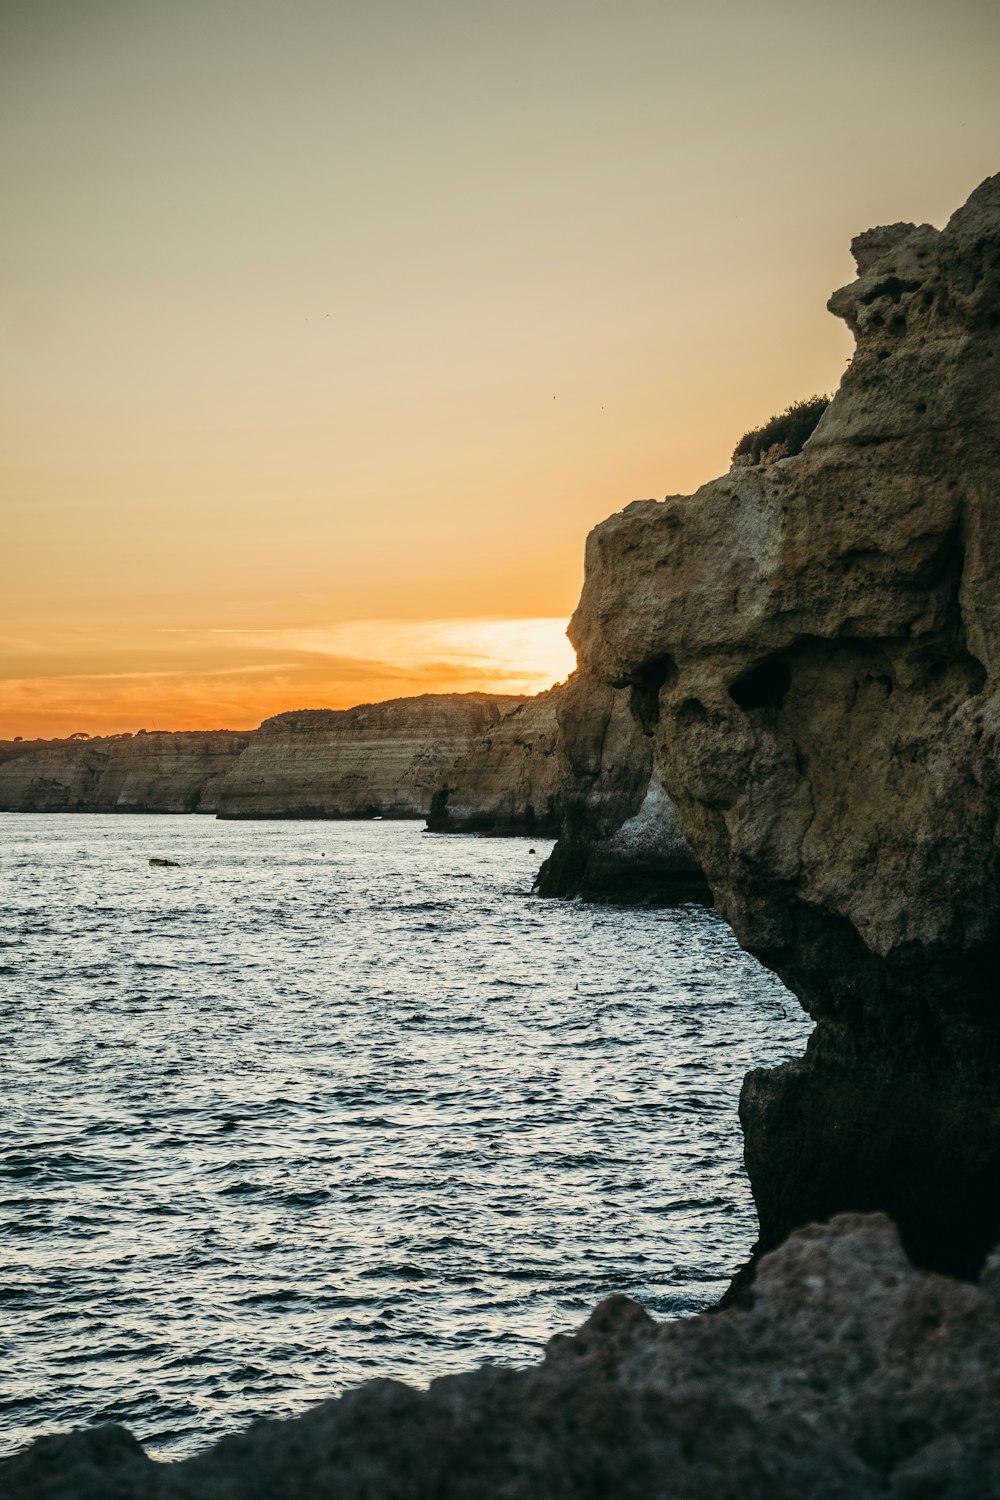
top-left (0, 815), bottom-right (809, 1457)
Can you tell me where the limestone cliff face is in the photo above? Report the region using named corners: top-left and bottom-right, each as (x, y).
top-left (0, 732), bottom-right (251, 813)
top-left (536, 671), bottom-right (706, 900)
top-left (215, 694), bottom-right (520, 819)
top-left (426, 687), bottom-right (562, 834)
top-left (567, 174), bottom-right (1000, 1278)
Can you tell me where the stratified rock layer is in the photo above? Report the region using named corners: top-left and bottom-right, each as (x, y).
top-left (7, 1216), bottom-right (1000, 1497)
top-left (215, 695), bottom-right (521, 819)
top-left (426, 687), bottom-right (562, 834)
top-left (536, 672), bottom-right (707, 901)
top-left (0, 731), bottom-right (251, 813)
top-left (569, 174), bottom-right (1000, 1277)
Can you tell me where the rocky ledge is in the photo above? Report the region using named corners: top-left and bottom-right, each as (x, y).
top-left (7, 1214), bottom-right (1000, 1498)
top-left (568, 173), bottom-right (1000, 1280)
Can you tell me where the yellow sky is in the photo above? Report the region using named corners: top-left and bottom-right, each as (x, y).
top-left (2, 0), bottom-right (998, 736)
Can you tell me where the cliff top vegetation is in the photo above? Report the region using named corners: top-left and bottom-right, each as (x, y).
top-left (731, 396), bottom-right (830, 468)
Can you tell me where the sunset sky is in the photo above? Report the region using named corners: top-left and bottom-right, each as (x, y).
top-left (2, 0), bottom-right (998, 736)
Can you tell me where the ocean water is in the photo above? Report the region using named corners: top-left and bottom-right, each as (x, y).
top-left (0, 815), bottom-right (810, 1459)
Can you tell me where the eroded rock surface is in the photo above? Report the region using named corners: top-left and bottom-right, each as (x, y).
top-left (568, 174), bottom-right (1000, 1277)
top-left (8, 1215), bottom-right (1000, 1498)
top-left (536, 671), bottom-right (706, 901)
top-left (215, 695), bottom-right (521, 819)
top-left (0, 731), bottom-right (251, 813)
top-left (426, 687), bottom-right (562, 834)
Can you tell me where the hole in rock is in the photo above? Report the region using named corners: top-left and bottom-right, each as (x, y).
top-left (729, 655), bottom-right (792, 711)
top-left (676, 697), bottom-right (709, 727)
top-left (860, 276), bottom-right (922, 305)
top-left (630, 656), bottom-right (677, 732)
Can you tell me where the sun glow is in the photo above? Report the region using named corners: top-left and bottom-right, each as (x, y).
top-left (0, 618), bottom-right (578, 738)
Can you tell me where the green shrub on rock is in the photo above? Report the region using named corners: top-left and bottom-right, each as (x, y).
top-left (731, 395), bottom-right (829, 467)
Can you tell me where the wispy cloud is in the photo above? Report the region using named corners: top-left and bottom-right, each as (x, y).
top-left (207, 617), bottom-right (574, 682)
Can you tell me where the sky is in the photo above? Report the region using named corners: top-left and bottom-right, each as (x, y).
top-left (2, 0), bottom-right (998, 736)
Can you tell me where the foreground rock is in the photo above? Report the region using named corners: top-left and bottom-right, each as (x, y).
top-left (568, 174), bottom-right (1000, 1278)
top-left (426, 687), bottom-right (562, 834)
top-left (215, 695), bottom-right (521, 819)
top-left (8, 1215), bottom-right (1000, 1498)
top-left (536, 672), bottom-right (707, 901)
top-left (0, 731), bottom-right (251, 813)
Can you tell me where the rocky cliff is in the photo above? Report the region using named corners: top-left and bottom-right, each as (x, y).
top-left (215, 694), bottom-right (522, 819)
top-left (566, 174), bottom-right (1000, 1281)
top-left (426, 687), bottom-right (562, 834)
top-left (8, 1214), bottom-right (1000, 1497)
top-left (0, 731), bottom-right (251, 813)
top-left (535, 672), bottom-right (707, 901)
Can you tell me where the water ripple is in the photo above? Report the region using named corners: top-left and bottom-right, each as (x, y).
top-left (0, 814), bottom-right (810, 1459)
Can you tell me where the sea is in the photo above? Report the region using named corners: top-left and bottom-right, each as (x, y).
top-left (0, 814), bottom-right (810, 1459)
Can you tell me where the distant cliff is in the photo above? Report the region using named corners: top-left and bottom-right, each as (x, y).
top-left (535, 672), bottom-right (706, 901)
top-left (0, 731), bottom-right (251, 813)
top-left (215, 694), bottom-right (522, 820)
top-left (426, 687), bottom-right (561, 834)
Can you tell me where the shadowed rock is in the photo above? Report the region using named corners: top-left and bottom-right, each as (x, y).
top-left (536, 671), bottom-right (707, 902)
top-left (7, 1216), bottom-right (1000, 1497)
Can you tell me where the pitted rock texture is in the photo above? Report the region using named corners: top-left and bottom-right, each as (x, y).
top-left (426, 687), bottom-right (562, 834)
top-left (568, 174), bottom-right (1000, 1277)
top-left (215, 695), bottom-right (522, 820)
top-left (7, 1215), bottom-right (1000, 1498)
top-left (536, 671), bottom-right (706, 901)
top-left (0, 731), bottom-right (251, 813)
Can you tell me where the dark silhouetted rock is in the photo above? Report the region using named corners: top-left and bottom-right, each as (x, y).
top-left (6, 1216), bottom-right (1000, 1497)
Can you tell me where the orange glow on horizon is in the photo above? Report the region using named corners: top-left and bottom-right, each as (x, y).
top-left (0, 618), bottom-right (578, 739)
